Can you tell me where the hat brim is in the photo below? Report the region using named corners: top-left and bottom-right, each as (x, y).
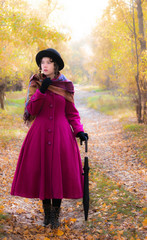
top-left (36, 50), bottom-right (64, 71)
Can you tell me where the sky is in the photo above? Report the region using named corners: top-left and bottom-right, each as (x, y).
top-left (28, 0), bottom-right (109, 41)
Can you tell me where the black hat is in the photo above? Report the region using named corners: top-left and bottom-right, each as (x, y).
top-left (36, 48), bottom-right (64, 70)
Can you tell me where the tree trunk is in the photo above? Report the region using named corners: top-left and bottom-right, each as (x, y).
top-left (136, 0), bottom-right (147, 123)
top-left (132, 0), bottom-right (142, 123)
top-left (0, 83), bottom-right (6, 109)
top-left (135, 75), bottom-right (142, 123)
top-left (143, 80), bottom-right (147, 123)
top-left (136, 0), bottom-right (146, 51)
top-left (106, 75), bottom-right (110, 89)
top-left (143, 99), bottom-right (147, 123)
top-left (0, 90), bottom-right (5, 109)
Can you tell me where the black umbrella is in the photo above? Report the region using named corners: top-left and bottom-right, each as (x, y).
top-left (81, 138), bottom-right (90, 221)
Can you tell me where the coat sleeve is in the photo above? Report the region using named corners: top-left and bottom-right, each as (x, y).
top-left (26, 89), bottom-right (46, 116)
top-left (65, 100), bottom-right (84, 136)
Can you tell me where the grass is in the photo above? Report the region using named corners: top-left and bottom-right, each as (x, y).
top-left (0, 91), bottom-right (27, 148)
top-left (0, 206), bottom-right (11, 239)
top-left (87, 94), bottom-right (135, 118)
top-left (6, 98), bottom-right (25, 104)
top-left (5, 90), bottom-right (27, 98)
top-left (5, 97), bottom-right (25, 115)
top-left (78, 85), bottom-right (106, 92)
top-left (89, 166), bottom-right (147, 239)
top-left (1, 90), bottom-right (26, 117)
top-left (123, 123), bottom-right (147, 133)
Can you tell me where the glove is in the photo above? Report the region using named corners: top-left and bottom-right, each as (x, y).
top-left (40, 78), bottom-right (52, 93)
top-left (76, 132), bottom-right (88, 142)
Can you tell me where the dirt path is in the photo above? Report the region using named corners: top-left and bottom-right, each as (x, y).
top-left (75, 85), bottom-right (146, 199)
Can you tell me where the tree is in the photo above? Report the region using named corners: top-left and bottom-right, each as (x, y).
top-left (129, 0), bottom-right (146, 123)
top-left (89, 0), bottom-right (147, 123)
top-left (0, 0), bottom-right (66, 109)
top-left (136, 0), bottom-right (147, 123)
top-left (66, 40), bottom-right (90, 83)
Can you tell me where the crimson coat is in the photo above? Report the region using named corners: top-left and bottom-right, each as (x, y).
top-left (11, 86), bottom-right (84, 200)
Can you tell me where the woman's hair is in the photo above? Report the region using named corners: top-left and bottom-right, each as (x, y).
top-left (39, 58), bottom-right (59, 79)
top-left (54, 62), bottom-right (60, 78)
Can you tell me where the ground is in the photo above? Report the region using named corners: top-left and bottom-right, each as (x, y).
top-left (0, 86), bottom-right (147, 240)
top-left (75, 86), bottom-right (146, 199)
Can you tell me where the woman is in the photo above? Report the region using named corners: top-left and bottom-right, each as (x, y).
top-left (11, 48), bottom-right (88, 229)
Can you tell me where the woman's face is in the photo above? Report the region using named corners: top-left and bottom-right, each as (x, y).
top-left (41, 57), bottom-right (55, 79)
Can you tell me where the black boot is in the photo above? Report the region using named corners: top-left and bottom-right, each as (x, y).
top-left (51, 199), bottom-right (61, 229)
top-left (42, 199), bottom-right (51, 226)
top-left (51, 206), bottom-right (60, 229)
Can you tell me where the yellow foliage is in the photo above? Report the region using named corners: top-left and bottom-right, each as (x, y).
top-left (90, 0), bottom-right (147, 103)
top-left (0, 0), bottom-right (66, 87)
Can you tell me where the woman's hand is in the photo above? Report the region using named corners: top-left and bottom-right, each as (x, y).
top-left (40, 78), bottom-right (52, 93)
top-left (76, 132), bottom-right (88, 142)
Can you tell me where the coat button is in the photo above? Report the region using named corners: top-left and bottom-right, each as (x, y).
top-left (50, 104), bottom-right (53, 108)
top-left (48, 141), bottom-right (51, 145)
top-left (49, 116), bottom-right (53, 120)
top-left (48, 129), bottom-right (51, 132)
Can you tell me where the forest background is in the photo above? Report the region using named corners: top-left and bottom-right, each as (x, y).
top-left (0, 0), bottom-right (147, 239)
top-left (0, 0), bottom-right (146, 124)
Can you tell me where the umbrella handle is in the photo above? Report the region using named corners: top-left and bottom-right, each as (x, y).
top-left (80, 138), bottom-right (88, 152)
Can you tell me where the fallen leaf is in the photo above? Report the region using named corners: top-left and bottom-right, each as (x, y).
top-left (117, 214), bottom-right (123, 219)
top-left (56, 229), bottom-right (64, 236)
top-left (65, 224), bottom-right (70, 230)
top-left (70, 218), bottom-right (77, 222)
top-left (142, 218), bottom-right (147, 229)
top-left (109, 224), bottom-right (115, 230)
top-left (86, 235), bottom-right (94, 240)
